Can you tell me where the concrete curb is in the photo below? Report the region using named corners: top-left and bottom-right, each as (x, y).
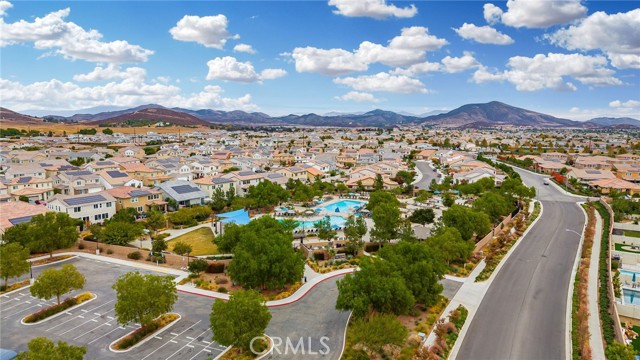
top-left (589, 208), bottom-right (606, 360)
top-left (41, 252), bottom-right (188, 277)
top-left (21, 292), bottom-right (97, 326)
top-left (448, 200), bottom-right (544, 360)
top-left (177, 268), bottom-right (355, 308)
top-left (30, 255), bottom-right (78, 268)
top-left (0, 282), bottom-right (32, 297)
top-left (498, 161), bottom-right (586, 199)
top-left (565, 203), bottom-right (589, 360)
top-left (108, 313), bottom-right (181, 353)
top-left (337, 311), bottom-right (353, 360)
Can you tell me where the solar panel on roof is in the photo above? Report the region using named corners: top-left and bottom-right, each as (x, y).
top-left (585, 170), bottom-right (601, 174)
top-left (64, 195), bottom-right (106, 206)
top-left (239, 171), bottom-right (254, 176)
top-left (65, 171), bottom-right (93, 176)
top-left (106, 171), bottom-right (128, 178)
top-left (17, 177), bottom-right (32, 183)
top-left (9, 216), bottom-right (33, 225)
top-left (172, 185), bottom-right (199, 194)
top-left (97, 161), bottom-right (114, 166)
top-left (130, 190), bottom-right (151, 196)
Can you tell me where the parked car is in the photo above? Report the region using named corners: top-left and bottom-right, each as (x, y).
top-left (543, 179), bottom-right (550, 185)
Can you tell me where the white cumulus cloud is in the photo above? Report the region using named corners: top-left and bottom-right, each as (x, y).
top-left (290, 26), bottom-right (447, 74)
top-left (441, 53), bottom-right (480, 73)
top-left (206, 56), bottom-right (286, 83)
top-left (72, 64), bottom-right (146, 82)
top-left (483, 0), bottom-right (587, 28)
top-left (472, 53), bottom-right (622, 91)
top-left (0, 0), bottom-right (12, 17)
top-left (170, 14), bottom-right (235, 49)
top-left (609, 100), bottom-right (640, 108)
top-left (334, 72), bottom-right (427, 94)
top-left (233, 43), bottom-right (256, 54)
top-left (0, 7), bottom-right (153, 63)
top-left (335, 91), bottom-right (381, 103)
top-left (328, 0), bottom-right (417, 19)
top-left (454, 23), bottom-right (514, 45)
top-left (547, 9), bottom-right (640, 69)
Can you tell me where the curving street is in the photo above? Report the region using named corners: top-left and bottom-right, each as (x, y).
top-left (457, 168), bottom-right (586, 360)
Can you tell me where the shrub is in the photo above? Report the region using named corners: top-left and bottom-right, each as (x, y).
top-left (188, 259), bottom-right (209, 274)
top-left (364, 242), bottom-right (380, 252)
top-left (23, 292), bottom-right (93, 323)
top-left (214, 277), bottom-right (228, 285)
top-left (313, 251), bottom-right (325, 261)
top-left (106, 249), bottom-right (114, 255)
top-left (77, 243), bottom-right (85, 250)
top-left (127, 251), bottom-right (141, 260)
top-left (206, 262), bottom-right (226, 274)
top-left (218, 286), bottom-right (228, 293)
top-left (113, 313), bottom-right (178, 350)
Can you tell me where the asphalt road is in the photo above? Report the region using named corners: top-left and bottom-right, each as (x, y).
top-left (457, 168), bottom-right (586, 360)
top-left (266, 277), bottom-right (350, 360)
top-left (0, 257), bottom-right (227, 360)
top-left (414, 161), bottom-right (440, 190)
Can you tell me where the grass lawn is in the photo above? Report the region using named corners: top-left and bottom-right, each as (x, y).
top-left (625, 231), bottom-right (640, 238)
top-left (615, 243), bottom-right (640, 254)
top-left (167, 227), bottom-right (218, 256)
top-left (632, 326), bottom-right (640, 354)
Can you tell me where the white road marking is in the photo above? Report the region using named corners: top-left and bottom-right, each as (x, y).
top-left (87, 325), bottom-right (130, 345)
top-left (140, 320), bottom-right (202, 360)
top-left (165, 328), bottom-right (211, 360)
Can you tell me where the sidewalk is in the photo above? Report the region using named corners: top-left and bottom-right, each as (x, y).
top-left (589, 209), bottom-right (606, 360)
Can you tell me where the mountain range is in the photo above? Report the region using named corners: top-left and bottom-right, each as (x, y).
top-left (3, 101), bottom-right (638, 129)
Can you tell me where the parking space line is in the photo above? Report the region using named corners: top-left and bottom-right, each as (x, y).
top-left (1, 299), bottom-right (40, 312)
top-left (87, 325), bottom-right (129, 345)
top-left (165, 328), bottom-right (211, 360)
top-left (1, 303), bottom-right (44, 319)
top-left (140, 320), bottom-right (202, 360)
top-left (188, 342), bottom-right (220, 360)
top-left (57, 308), bottom-right (115, 336)
top-left (73, 321), bottom-right (110, 340)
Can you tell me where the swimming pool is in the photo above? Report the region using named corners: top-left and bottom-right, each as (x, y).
top-left (624, 289), bottom-right (640, 305)
top-left (621, 270), bottom-right (640, 278)
top-left (294, 216), bottom-right (347, 230)
top-left (318, 200), bottom-right (366, 213)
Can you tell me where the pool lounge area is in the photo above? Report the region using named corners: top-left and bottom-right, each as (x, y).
top-left (624, 289), bottom-right (640, 306)
top-left (317, 199), bottom-right (366, 214)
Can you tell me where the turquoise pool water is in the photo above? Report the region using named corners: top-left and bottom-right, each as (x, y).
top-left (294, 216), bottom-right (347, 230)
top-left (318, 200), bottom-right (366, 213)
top-left (624, 289), bottom-right (640, 305)
top-left (621, 270), bottom-right (640, 277)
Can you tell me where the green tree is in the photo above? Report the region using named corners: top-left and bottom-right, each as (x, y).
top-left (214, 223), bottom-right (243, 253)
top-left (17, 337), bottom-right (86, 360)
top-left (1, 223), bottom-right (31, 249)
top-left (409, 208), bottom-right (435, 225)
top-left (102, 128), bottom-right (113, 135)
top-left (210, 188), bottom-right (227, 211)
top-left (22, 213), bottom-right (79, 258)
top-left (314, 216), bottom-right (337, 242)
top-left (350, 314), bottom-right (408, 356)
top-left (30, 264), bottom-right (85, 305)
top-left (426, 227), bottom-right (474, 265)
top-left (246, 180), bottom-right (289, 209)
top-left (336, 182), bottom-right (349, 194)
top-left (379, 241), bottom-right (445, 306)
top-left (112, 272), bottom-right (178, 326)
top-left (442, 205), bottom-right (491, 241)
top-left (605, 342), bottom-right (636, 360)
top-left (145, 208), bottom-right (166, 235)
top-left (0, 243), bottom-right (30, 288)
top-left (344, 215), bottom-right (367, 255)
top-left (373, 174), bottom-right (384, 191)
top-left (442, 193), bottom-right (455, 207)
top-left (473, 191), bottom-right (514, 224)
top-left (370, 202), bottom-right (401, 244)
top-left (210, 290), bottom-right (272, 351)
top-left (336, 257), bottom-right (414, 318)
top-left (152, 238), bottom-right (168, 256)
top-left (97, 221), bottom-right (144, 246)
top-left (366, 191), bottom-right (400, 211)
top-left (227, 216), bottom-right (305, 289)
top-left (172, 241), bottom-right (192, 264)
top-left (110, 208), bottom-right (139, 223)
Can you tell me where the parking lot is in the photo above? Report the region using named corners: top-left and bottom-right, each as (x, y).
top-left (0, 257), bottom-right (227, 360)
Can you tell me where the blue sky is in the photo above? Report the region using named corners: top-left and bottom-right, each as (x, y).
top-left (1, 0), bottom-right (638, 120)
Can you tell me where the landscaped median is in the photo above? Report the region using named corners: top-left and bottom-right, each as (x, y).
top-left (109, 313), bottom-right (181, 352)
top-left (21, 291), bottom-right (96, 325)
top-left (217, 335), bottom-right (272, 360)
top-left (0, 279), bottom-right (30, 295)
top-left (475, 201), bottom-right (541, 282)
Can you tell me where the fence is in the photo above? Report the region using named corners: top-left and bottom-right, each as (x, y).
top-left (600, 199), bottom-right (626, 343)
top-left (473, 212), bottom-right (515, 253)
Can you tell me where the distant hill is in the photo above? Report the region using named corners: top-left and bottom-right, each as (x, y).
top-left (586, 117), bottom-right (640, 127)
top-left (89, 107), bottom-right (209, 127)
top-left (420, 101), bottom-right (580, 128)
top-left (71, 104), bottom-right (167, 122)
top-left (173, 108), bottom-right (273, 124)
top-left (0, 107), bottom-right (43, 124)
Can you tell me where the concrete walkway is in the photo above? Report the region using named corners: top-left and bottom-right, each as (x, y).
top-left (589, 209), bottom-right (606, 360)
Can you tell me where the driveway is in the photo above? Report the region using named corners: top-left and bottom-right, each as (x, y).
top-left (457, 168), bottom-right (586, 360)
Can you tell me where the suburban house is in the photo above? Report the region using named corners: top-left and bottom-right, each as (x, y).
top-left (453, 167), bottom-right (506, 186)
top-left (97, 170), bottom-right (144, 189)
top-left (567, 168), bottom-right (617, 183)
top-left (47, 191), bottom-right (117, 224)
top-left (276, 166), bottom-right (308, 182)
top-left (54, 170), bottom-right (105, 195)
top-left (193, 176), bottom-right (238, 198)
top-left (588, 178), bottom-right (640, 196)
top-left (155, 180), bottom-right (210, 207)
top-left (4, 164), bottom-right (47, 180)
top-left (612, 163), bottom-right (640, 183)
top-left (5, 176), bottom-right (55, 202)
top-left (345, 175), bottom-right (398, 191)
top-left (0, 201), bottom-right (49, 237)
top-left (120, 163), bottom-right (171, 186)
top-left (220, 171), bottom-right (265, 196)
top-left (106, 186), bottom-right (166, 213)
